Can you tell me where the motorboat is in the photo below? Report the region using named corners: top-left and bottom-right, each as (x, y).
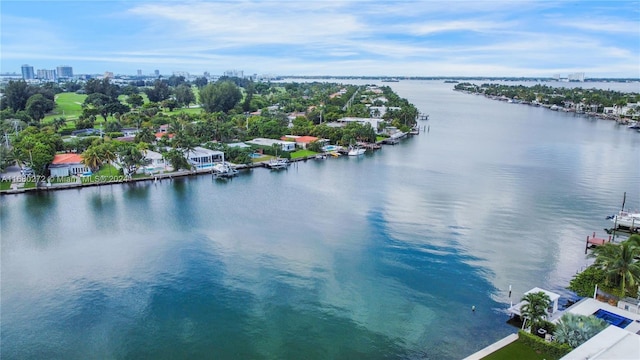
top-left (608, 210), bottom-right (640, 230)
top-left (213, 162), bottom-right (238, 177)
top-left (267, 158), bottom-right (289, 169)
top-left (348, 146), bottom-right (365, 156)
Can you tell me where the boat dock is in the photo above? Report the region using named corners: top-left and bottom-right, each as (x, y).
top-left (585, 232), bottom-right (612, 253)
top-left (417, 113), bottom-right (429, 121)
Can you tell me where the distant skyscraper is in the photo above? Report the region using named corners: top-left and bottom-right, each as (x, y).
top-left (56, 65), bottom-right (73, 78)
top-left (21, 64), bottom-right (34, 80)
top-left (36, 69), bottom-right (57, 81)
top-left (104, 71), bottom-right (114, 79)
top-left (137, 69), bottom-right (142, 76)
top-left (154, 69), bottom-right (160, 77)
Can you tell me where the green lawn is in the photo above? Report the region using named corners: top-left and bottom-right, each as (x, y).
top-left (43, 92), bottom-right (87, 122)
top-left (23, 182), bottom-right (36, 189)
top-left (290, 149), bottom-right (317, 159)
top-left (1, 180), bottom-right (12, 191)
top-left (482, 339), bottom-right (561, 360)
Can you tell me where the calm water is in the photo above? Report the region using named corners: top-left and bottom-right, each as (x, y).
top-left (2, 81), bottom-right (639, 359)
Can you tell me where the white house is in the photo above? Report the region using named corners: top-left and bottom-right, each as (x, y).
top-left (246, 138), bottom-right (296, 152)
top-left (186, 147), bottom-right (224, 169)
top-left (142, 150), bottom-right (167, 173)
top-left (336, 117), bottom-right (384, 133)
top-left (49, 153), bottom-right (90, 177)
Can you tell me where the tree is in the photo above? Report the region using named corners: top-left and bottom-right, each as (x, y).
top-left (163, 148), bottom-right (190, 171)
top-left (135, 127), bottom-right (155, 143)
top-left (126, 93), bottom-right (144, 108)
top-left (553, 313), bottom-right (608, 348)
top-left (589, 239), bottom-right (640, 295)
top-left (1, 80), bottom-right (32, 111)
top-left (199, 81), bottom-right (242, 113)
top-left (99, 143), bottom-right (117, 175)
top-left (145, 80), bottom-right (171, 103)
top-left (193, 77), bottom-right (208, 88)
top-left (520, 291), bottom-right (551, 332)
top-left (117, 143), bottom-right (149, 176)
top-left (52, 117), bottom-right (68, 131)
top-left (568, 265), bottom-right (607, 298)
top-left (25, 94), bottom-right (55, 122)
top-left (82, 145), bottom-right (102, 172)
top-left (174, 84), bottom-right (195, 107)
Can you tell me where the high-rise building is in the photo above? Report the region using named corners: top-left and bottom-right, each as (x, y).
top-left (154, 69), bottom-right (160, 77)
top-left (21, 64), bottom-right (34, 80)
top-left (137, 69), bottom-right (142, 76)
top-left (37, 69), bottom-right (57, 81)
top-left (56, 65), bottom-right (73, 78)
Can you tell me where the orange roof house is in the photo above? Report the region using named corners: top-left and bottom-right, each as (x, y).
top-left (52, 153), bottom-right (84, 164)
top-left (280, 135), bottom-right (327, 149)
top-left (49, 153), bottom-right (89, 177)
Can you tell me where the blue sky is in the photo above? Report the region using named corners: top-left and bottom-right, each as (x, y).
top-left (1, 0), bottom-right (639, 77)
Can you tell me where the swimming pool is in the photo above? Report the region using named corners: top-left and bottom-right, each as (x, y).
top-left (250, 153), bottom-right (262, 159)
top-left (323, 145), bottom-right (338, 152)
top-left (593, 309), bottom-right (633, 328)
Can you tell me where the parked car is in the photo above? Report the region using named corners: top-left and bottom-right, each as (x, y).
top-left (21, 167), bottom-right (34, 176)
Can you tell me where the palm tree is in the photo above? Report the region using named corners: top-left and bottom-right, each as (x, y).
top-left (520, 291), bottom-right (551, 332)
top-left (589, 239), bottom-right (640, 295)
top-left (553, 313), bottom-right (608, 348)
top-left (82, 146), bottom-right (102, 173)
top-left (52, 117), bottom-right (67, 132)
top-left (99, 143), bottom-right (117, 176)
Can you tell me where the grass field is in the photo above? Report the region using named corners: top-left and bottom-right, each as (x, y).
top-left (43, 92), bottom-right (87, 122)
top-left (42, 89), bottom-right (202, 130)
top-left (481, 339), bottom-right (560, 360)
top-left (290, 149), bottom-right (317, 159)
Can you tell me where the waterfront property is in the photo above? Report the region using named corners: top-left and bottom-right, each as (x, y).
top-left (142, 150), bottom-right (168, 174)
top-left (187, 147), bottom-right (224, 169)
top-left (246, 138), bottom-right (296, 152)
top-left (49, 153), bottom-right (89, 177)
top-left (472, 294), bottom-right (640, 360)
top-left (280, 135), bottom-right (328, 149)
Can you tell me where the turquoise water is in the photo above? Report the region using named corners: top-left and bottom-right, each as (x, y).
top-left (2, 81), bottom-right (639, 359)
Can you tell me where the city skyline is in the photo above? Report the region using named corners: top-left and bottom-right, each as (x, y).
top-left (1, 1), bottom-right (639, 78)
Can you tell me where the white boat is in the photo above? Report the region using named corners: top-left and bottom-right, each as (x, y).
top-left (267, 158), bottom-right (289, 169)
top-left (347, 144), bottom-right (366, 156)
top-left (608, 210), bottom-right (640, 230)
top-left (213, 162), bottom-right (238, 177)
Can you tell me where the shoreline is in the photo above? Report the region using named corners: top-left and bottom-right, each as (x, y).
top-left (0, 144), bottom-right (391, 195)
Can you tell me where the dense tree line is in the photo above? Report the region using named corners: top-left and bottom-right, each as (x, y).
top-left (2, 78), bottom-right (419, 177)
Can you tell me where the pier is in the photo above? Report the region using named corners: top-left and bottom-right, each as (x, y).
top-left (585, 232), bottom-right (612, 254)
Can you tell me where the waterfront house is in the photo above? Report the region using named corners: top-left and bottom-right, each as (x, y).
top-left (186, 147), bottom-right (224, 169)
top-left (281, 135), bottom-right (328, 149)
top-left (246, 138), bottom-right (296, 152)
top-left (142, 150), bottom-right (168, 173)
top-left (49, 153), bottom-right (89, 177)
top-left (336, 117), bottom-right (384, 134)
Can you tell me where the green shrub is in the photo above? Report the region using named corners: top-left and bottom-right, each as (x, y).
top-left (518, 330), bottom-right (572, 358)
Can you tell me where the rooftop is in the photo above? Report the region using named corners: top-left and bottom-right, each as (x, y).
top-left (52, 153), bottom-right (84, 164)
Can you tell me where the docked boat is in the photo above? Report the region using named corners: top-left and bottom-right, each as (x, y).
top-left (266, 158), bottom-right (290, 169)
top-left (213, 162), bottom-right (238, 177)
top-left (347, 145), bottom-right (366, 156)
top-left (608, 210), bottom-right (640, 230)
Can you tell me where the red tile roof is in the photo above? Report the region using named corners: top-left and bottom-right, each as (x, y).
top-left (296, 136), bottom-right (318, 143)
top-left (52, 153), bottom-right (84, 164)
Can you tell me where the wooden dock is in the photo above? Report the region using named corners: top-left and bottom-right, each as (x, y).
top-left (585, 232), bottom-right (612, 253)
